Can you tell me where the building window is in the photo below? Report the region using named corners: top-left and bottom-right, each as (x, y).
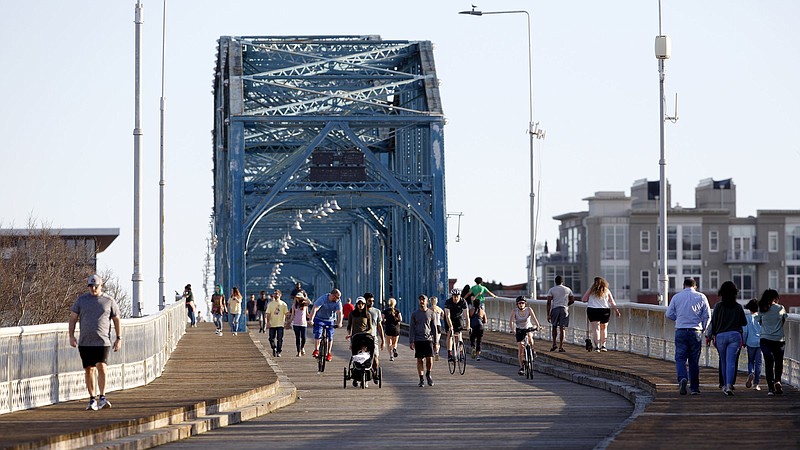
top-left (601, 224), bottom-right (629, 261)
top-left (709, 270), bottom-right (720, 292)
top-left (709, 230), bottom-right (719, 253)
top-left (641, 270), bottom-right (651, 291)
top-left (787, 265), bottom-right (800, 293)
top-left (786, 226), bottom-right (800, 261)
top-left (731, 265), bottom-right (755, 300)
top-left (682, 225), bottom-right (702, 260)
top-left (640, 230), bottom-right (650, 253)
top-left (768, 270), bottom-right (779, 290)
top-left (768, 231), bottom-right (779, 253)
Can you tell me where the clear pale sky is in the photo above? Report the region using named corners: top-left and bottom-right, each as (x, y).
top-left (2, 1), bottom-right (798, 314)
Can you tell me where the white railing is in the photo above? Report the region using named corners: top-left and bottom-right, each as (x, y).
top-left (485, 297), bottom-right (800, 387)
top-left (0, 301), bottom-right (185, 414)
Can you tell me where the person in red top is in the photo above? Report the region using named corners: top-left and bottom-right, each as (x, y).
top-left (342, 297), bottom-right (355, 320)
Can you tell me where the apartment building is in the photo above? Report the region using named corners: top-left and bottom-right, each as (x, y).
top-left (538, 178), bottom-right (800, 307)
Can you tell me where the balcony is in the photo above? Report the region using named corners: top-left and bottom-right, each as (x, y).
top-left (724, 249), bottom-right (769, 264)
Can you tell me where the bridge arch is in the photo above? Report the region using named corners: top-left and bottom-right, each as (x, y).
top-left (213, 35), bottom-right (448, 319)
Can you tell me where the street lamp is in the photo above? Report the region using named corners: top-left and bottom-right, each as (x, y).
top-left (459, 6), bottom-right (544, 300)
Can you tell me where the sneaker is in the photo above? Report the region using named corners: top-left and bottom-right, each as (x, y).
top-left (518, 368), bottom-right (525, 376)
top-left (86, 397), bottom-right (98, 411)
top-left (558, 348), bottom-right (566, 353)
top-left (312, 349), bottom-right (319, 358)
top-left (775, 382), bottom-right (783, 395)
top-left (418, 379), bottom-right (425, 387)
top-left (393, 348), bottom-right (398, 358)
top-left (754, 385), bottom-right (761, 391)
top-left (214, 330), bottom-right (219, 336)
top-left (97, 395), bottom-right (111, 409)
top-left (389, 356), bottom-right (394, 361)
top-left (434, 354), bottom-right (439, 361)
top-left (679, 378), bottom-right (688, 395)
top-left (276, 352), bottom-right (281, 358)
top-left (550, 345), bottom-right (558, 352)
top-left (476, 355), bottom-right (481, 361)
top-left (364, 381), bottom-right (369, 388)
top-left (301, 349), bottom-right (306, 355)
top-left (723, 386), bottom-right (734, 396)
top-left (595, 348), bottom-right (601, 353)
top-left (325, 354), bottom-right (332, 362)
top-left (426, 374), bottom-right (434, 386)
top-left (297, 352), bottom-right (301, 357)
top-left (272, 349), bottom-right (277, 357)
top-left (690, 390), bottom-right (700, 396)
top-left (746, 373), bottom-right (754, 388)
top-left (767, 391), bottom-right (775, 396)
top-left (600, 345), bottom-right (608, 352)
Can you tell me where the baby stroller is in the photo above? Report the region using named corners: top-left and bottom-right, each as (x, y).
top-left (343, 333), bottom-right (382, 389)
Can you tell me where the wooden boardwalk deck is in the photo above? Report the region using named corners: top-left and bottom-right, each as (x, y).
top-left (0, 323), bottom-right (797, 449)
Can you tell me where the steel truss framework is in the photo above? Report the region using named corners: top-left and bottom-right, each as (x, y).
top-left (213, 35), bottom-right (447, 320)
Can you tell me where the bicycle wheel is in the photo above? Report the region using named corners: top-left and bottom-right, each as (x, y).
top-left (457, 340), bottom-right (467, 375)
top-left (447, 338), bottom-right (456, 374)
top-left (525, 345), bottom-right (534, 379)
top-left (318, 335), bottom-right (328, 373)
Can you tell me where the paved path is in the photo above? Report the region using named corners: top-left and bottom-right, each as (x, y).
top-left (159, 329), bottom-right (632, 449)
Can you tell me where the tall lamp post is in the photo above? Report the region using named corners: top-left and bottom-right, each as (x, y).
top-left (459, 6), bottom-right (544, 300)
top-left (132, 0), bottom-right (144, 317)
top-left (655, 0), bottom-right (673, 305)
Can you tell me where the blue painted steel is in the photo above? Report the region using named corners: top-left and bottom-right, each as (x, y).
top-left (213, 36), bottom-right (448, 321)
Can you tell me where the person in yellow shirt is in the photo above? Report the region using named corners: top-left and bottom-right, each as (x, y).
top-left (266, 289), bottom-right (290, 357)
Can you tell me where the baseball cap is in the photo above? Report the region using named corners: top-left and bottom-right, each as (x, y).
top-left (450, 288), bottom-right (461, 295)
top-left (515, 296), bottom-right (527, 303)
top-left (294, 291), bottom-right (305, 298)
top-left (88, 274), bottom-right (103, 286)
top-left (355, 296), bottom-right (366, 304)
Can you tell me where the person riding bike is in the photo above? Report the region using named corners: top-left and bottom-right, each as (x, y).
top-left (309, 289), bottom-right (343, 362)
top-left (510, 296), bottom-right (541, 376)
top-left (444, 288), bottom-right (469, 362)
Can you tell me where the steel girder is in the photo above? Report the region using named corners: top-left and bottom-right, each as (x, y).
top-left (213, 35), bottom-right (447, 321)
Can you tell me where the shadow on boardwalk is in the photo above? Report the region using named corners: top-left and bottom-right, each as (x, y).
top-left (0, 323), bottom-right (798, 449)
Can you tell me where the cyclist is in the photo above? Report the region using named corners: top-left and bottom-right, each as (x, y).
top-left (444, 288), bottom-right (469, 362)
top-left (510, 296), bottom-right (541, 376)
top-left (309, 289), bottom-right (343, 362)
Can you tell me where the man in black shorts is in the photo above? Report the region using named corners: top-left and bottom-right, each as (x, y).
top-left (409, 294), bottom-right (439, 387)
top-left (69, 274), bottom-right (123, 411)
top-left (444, 288), bottom-right (469, 361)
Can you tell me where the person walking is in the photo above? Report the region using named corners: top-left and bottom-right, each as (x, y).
top-left (183, 284), bottom-right (197, 327)
top-left (707, 281), bottom-right (747, 396)
top-left (256, 290), bottom-right (269, 333)
top-left (382, 297), bottom-right (402, 361)
top-left (68, 274), bottom-right (122, 411)
top-left (581, 277), bottom-right (620, 352)
top-left (342, 297), bottom-right (355, 321)
top-left (210, 285), bottom-right (226, 336)
top-left (465, 277), bottom-right (497, 309)
top-left (266, 289), bottom-right (289, 357)
top-left (309, 289), bottom-right (344, 362)
top-left (546, 275), bottom-right (575, 352)
top-left (430, 296), bottom-right (445, 361)
top-left (409, 294), bottom-right (439, 387)
top-left (289, 291), bottom-right (310, 357)
top-left (228, 287), bottom-right (243, 336)
top-left (246, 294), bottom-right (257, 322)
top-left (756, 289), bottom-right (788, 396)
top-left (290, 282), bottom-right (304, 298)
top-left (510, 296), bottom-right (541, 376)
top-left (469, 298), bottom-right (486, 360)
top-left (364, 293), bottom-right (385, 370)
top-left (742, 299), bottom-right (762, 391)
top-left (666, 278), bottom-right (711, 396)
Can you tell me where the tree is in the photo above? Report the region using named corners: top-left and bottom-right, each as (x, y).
top-left (0, 218), bottom-right (129, 326)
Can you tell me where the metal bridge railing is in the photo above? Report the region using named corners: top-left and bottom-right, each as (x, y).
top-left (0, 302), bottom-right (185, 414)
top-left (485, 297), bottom-right (799, 387)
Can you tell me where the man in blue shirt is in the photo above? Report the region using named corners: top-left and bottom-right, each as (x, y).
top-left (666, 278), bottom-right (711, 395)
top-left (309, 289), bottom-right (343, 362)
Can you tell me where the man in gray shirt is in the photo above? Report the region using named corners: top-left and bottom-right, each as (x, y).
top-left (409, 294), bottom-right (439, 387)
top-left (69, 274), bottom-right (122, 411)
top-left (546, 275), bottom-right (575, 352)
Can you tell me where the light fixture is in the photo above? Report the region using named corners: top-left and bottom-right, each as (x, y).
top-left (324, 200), bottom-right (334, 213)
top-left (330, 198), bottom-right (341, 210)
top-left (318, 208), bottom-right (328, 217)
top-left (278, 247), bottom-right (287, 255)
top-left (293, 220), bottom-right (302, 230)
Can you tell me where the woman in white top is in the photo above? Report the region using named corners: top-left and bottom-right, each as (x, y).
top-left (430, 296), bottom-right (444, 361)
top-left (582, 277), bottom-right (620, 352)
top-left (289, 292), bottom-right (310, 357)
top-left (509, 296), bottom-right (541, 376)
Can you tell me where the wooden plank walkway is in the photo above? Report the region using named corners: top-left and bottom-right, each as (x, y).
top-left (1, 323), bottom-right (798, 449)
top-left (158, 328), bottom-right (632, 450)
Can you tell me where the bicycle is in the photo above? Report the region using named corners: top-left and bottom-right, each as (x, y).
top-left (520, 326), bottom-right (537, 379)
top-left (316, 323), bottom-right (335, 373)
top-left (447, 328), bottom-right (467, 375)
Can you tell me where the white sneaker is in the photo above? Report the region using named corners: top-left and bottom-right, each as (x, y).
top-left (754, 385), bottom-right (761, 391)
top-left (97, 395), bottom-right (111, 409)
top-left (86, 397), bottom-right (99, 411)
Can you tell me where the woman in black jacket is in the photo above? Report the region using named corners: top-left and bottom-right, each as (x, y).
top-left (708, 281), bottom-right (747, 396)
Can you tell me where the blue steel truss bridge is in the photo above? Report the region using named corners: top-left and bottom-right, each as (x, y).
top-left (213, 35), bottom-right (448, 319)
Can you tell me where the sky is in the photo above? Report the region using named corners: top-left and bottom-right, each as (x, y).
top-left (2, 1), bottom-right (799, 315)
